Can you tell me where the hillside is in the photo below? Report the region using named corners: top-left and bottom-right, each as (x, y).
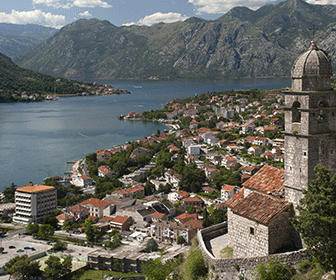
top-left (0, 52), bottom-right (86, 102)
top-left (16, 0), bottom-right (336, 80)
top-left (0, 23), bottom-right (56, 58)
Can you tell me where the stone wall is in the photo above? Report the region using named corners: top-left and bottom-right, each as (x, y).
top-left (227, 208), bottom-right (269, 258)
top-left (198, 227), bottom-right (309, 280)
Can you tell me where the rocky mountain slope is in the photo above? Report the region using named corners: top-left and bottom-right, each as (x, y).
top-left (0, 23), bottom-right (56, 58)
top-left (16, 0), bottom-right (336, 80)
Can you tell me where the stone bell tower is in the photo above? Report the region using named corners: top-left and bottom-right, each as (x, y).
top-left (284, 41), bottom-right (336, 209)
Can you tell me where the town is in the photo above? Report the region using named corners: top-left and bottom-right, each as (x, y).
top-left (0, 41), bottom-right (335, 280)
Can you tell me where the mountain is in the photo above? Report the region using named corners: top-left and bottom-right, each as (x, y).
top-left (15, 0), bottom-right (336, 80)
top-left (0, 52), bottom-right (85, 102)
top-left (0, 23), bottom-right (56, 58)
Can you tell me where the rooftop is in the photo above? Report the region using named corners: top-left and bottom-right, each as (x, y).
top-left (231, 192), bottom-right (290, 225)
top-left (16, 185), bottom-right (55, 193)
top-left (242, 165), bottom-right (284, 194)
top-left (81, 198), bottom-right (110, 208)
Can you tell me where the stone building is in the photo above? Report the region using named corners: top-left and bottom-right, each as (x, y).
top-left (284, 40), bottom-right (336, 208)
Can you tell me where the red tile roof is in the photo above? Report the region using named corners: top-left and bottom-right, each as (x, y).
top-left (221, 185), bottom-right (236, 192)
top-left (56, 213), bottom-right (73, 221)
top-left (99, 216), bottom-right (114, 223)
top-left (151, 212), bottom-right (166, 219)
top-left (111, 216), bottom-right (130, 225)
top-left (225, 188), bottom-right (245, 208)
top-left (175, 213), bottom-right (198, 222)
top-left (184, 219), bottom-right (203, 229)
top-left (231, 192), bottom-right (289, 225)
top-left (183, 197), bottom-right (202, 203)
top-left (81, 198), bottom-right (110, 208)
top-left (242, 165), bottom-right (284, 194)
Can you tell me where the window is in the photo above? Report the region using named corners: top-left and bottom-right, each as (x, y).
top-left (292, 101), bottom-right (301, 123)
top-left (318, 101), bottom-right (328, 123)
top-left (250, 227), bottom-right (255, 235)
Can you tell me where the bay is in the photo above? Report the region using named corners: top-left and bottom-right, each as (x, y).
top-left (0, 78), bottom-right (290, 191)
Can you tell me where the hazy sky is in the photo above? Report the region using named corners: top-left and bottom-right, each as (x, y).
top-left (0, 0), bottom-right (334, 29)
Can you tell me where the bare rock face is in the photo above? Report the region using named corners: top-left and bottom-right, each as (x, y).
top-left (15, 0), bottom-right (336, 80)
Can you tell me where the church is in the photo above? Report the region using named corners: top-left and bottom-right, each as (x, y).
top-left (226, 40), bottom-right (335, 258)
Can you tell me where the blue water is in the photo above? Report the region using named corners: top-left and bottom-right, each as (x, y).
top-left (0, 78), bottom-right (290, 190)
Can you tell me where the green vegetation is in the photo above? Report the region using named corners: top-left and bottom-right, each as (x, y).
top-left (255, 259), bottom-right (296, 280)
top-left (44, 255), bottom-right (72, 280)
top-left (292, 165), bottom-right (336, 276)
top-left (145, 238), bottom-right (159, 253)
top-left (220, 246), bottom-right (233, 259)
top-left (69, 269), bottom-right (143, 280)
top-left (4, 255), bottom-right (42, 280)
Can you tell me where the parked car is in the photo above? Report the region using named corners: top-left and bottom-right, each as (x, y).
top-left (16, 249), bottom-right (24, 253)
top-left (9, 245), bottom-right (16, 249)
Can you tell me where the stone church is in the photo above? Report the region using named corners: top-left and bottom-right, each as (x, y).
top-left (226, 41), bottom-right (335, 258)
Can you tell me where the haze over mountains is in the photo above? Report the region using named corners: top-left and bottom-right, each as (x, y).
top-left (8, 0), bottom-right (336, 80)
top-left (0, 23), bottom-right (56, 58)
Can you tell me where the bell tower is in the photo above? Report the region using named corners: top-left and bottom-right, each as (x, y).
top-left (284, 41), bottom-right (336, 208)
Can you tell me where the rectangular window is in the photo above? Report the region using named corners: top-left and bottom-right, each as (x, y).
top-left (250, 227), bottom-right (255, 235)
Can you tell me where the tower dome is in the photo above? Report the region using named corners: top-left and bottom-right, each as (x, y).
top-left (291, 41), bottom-right (333, 92)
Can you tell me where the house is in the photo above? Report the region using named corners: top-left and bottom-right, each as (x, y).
top-left (227, 192), bottom-right (296, 258)
top-left (189, 120), bottom-right (199, 129)
top-left (248, 146), bottom-right (263, 156)
top-left (129, 147), bottom-right (151, 160)
top-left (205, 167), bottom-right (220, 178)
top-left (115, 185), bottom-right (145, 199)
top-left (183, 196), bottom-right (203, 208)
top-left (98, 165), bottom-right (116, 178)
top-left (164, 169), bottom-right (182, 188)
top-left (221, 185), bottom-right (237, 201)
top-left (66, 204), bottom-right (90, 221)
top-left (110, 216), bottom-right (134, 231)
top-left (187, 145), bottom-right (201, 156)
top-left (202, 187), bottom-right (216, 193)
top-left (167, 190), bottom-right (190, 202)
top-left (81, 198), bottom-right (113, 218)
top-left (151, 212), bottom-right (167, 223)
top-left (207, 136), bottom-right (220, 146)
top-left (151, 221), bottom-right (197, 244)
top-left (167, 144), bottom-right (180, 153)
top-left (56, 213), bottom-right (75, 226)
top-left (96, 149), bottom-right (113, 163)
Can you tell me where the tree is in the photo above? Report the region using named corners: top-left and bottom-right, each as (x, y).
top-left (183, 247), bottom-right (208, 280)
top-left (143, 258), bottom-right (180, 280)
top-left (38, 224), bottom-right (54, 239)
top-left (51, 241), bottom-right (67, 252)
top-left (145, 238), bottom-right (159, 253)
top-left (26, 223), bottom-right (39, 236)
top-left (177, 236), bottom-right (186, 245)
top-left (255, 259), bottom-right (295, 280)
top-left (44, 255), bottom-right (72, 280)
top-left (292, 165), bottom-right (336, 275)
top-left (180, 164), bottom-right (206, 193)
top-left (5, 255), bottom-right (41, 280)
top-left (3, 183), bottom-right (16, 202)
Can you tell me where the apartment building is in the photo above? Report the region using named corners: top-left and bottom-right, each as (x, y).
top-left (13, 185), bottom-right (57, 224)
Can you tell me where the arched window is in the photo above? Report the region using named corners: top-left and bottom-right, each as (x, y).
top-left (292, 101), bottom-right (301, 123)
top-left (318, 101), bottom-right (328, 123)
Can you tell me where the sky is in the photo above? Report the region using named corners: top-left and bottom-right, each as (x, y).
top-left (0, 0), bottom-right (334, 29)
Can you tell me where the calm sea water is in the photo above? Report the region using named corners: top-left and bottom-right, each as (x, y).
top-left (0, 78), bottom-right (290, 191)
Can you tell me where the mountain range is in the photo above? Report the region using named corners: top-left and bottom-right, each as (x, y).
top-left (14, 0), bottom-right (336, 80)
top-left (0, 52), bottom-right (85, 102)
top-left (0, 23), bottom-right (56, 58)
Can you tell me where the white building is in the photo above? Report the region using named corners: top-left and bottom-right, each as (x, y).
top-left (13, 185), bottom-right (57, 224)
top-left (187, 145), bottom-right (201, 156)
top-left (221, 185), bottom-right (237, 202)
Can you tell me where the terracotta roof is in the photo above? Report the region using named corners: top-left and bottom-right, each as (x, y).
top-left (151, 212), bottom-right (166, 219)
top-left (221, 185), bottom-right (236, 192)
top-left (242, 165), bottom-right (284, 194)
top-left (111, 216), bottom-right (130, 225)
top-left (56, 213), bottom-right (73, 221)
top-left (231, 192), bottom-right (289, 225)
top-left (184, 219), bottom-right (203, 229)
top-left (67, 204), bottom-right (89, 214)
top-left (175, 213), bottom-right (198, 222)
top-left (99, 216), bottom-right (114, 223)
top-left (183, 197), bottom-right (202, 203)
top-left (202, 187), bottom-right (216, 192)
top-left (81, 198), bottom-right (110, 208)
top-left (225, 188), bottom-right (245, 208)
top-left (177, 191), bottom-right (189, 198)
top-left (16, 185), bottom-right (55, 193)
